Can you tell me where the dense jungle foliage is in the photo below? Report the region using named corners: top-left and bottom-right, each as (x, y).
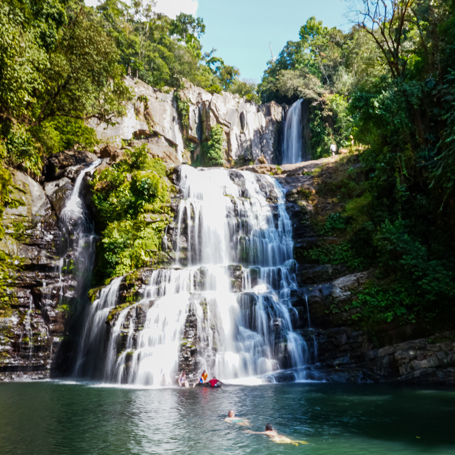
top-left (268, 0), bottom-right (455, 327)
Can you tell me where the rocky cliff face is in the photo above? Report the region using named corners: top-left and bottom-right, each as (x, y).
top-left (273, 156), bottom-right (455, 384)
top-left (0, 151), bottom-right (97, 381)
top-left (88, 78), bottom-right (284, 166)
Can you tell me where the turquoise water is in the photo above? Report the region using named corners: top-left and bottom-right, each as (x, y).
top-left (0, 382), bottom-right (454, 454)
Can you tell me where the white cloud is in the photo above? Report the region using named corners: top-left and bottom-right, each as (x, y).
top-left (85, 0), bottom-right (198, 18)
top-left (154, 0), bottom-right (198, 18)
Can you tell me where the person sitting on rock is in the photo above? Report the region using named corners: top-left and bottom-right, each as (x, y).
top-left (192, 369), bottom-right (208, 387)
top-left (178, 371), bottom-right (189, 388)
top-left (208, 376), bottom-right (223, 388)
top-left (225, 410), bottom-right (250, 426)
top-left (245, 423), bottom-right (308, 446)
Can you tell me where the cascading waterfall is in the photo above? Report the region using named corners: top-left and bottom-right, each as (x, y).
top-left (77, 165), bottom-right (307, 386)
top-left (74, 276), bottom-right (123, 376)
top-left (42, 159), bottom-right (101, 374)
top-left (60, 159), bottom-right (101, 294)
top-left (282, 99), bottom-right (305, 164)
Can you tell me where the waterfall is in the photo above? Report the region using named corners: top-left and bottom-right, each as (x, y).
top-left (77, 165), bottom-right (307, 386)
top-left (37, 159), bottom-right (100, 376)
top-left (282, 99), bottom-right (305, 164)
top-left (304, 293), bottom-right (318, 363)
top-left (59, 159), bottom-right (101, 305)
top-left (74, 276), bottom-right (123, 377)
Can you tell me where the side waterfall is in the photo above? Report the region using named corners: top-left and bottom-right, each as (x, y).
top-left (76, 165), bottom-right (307, 385)
top-left (60, 160), bottom-right (101, 308)
top-left (282, 99), bottom-right (305, 164)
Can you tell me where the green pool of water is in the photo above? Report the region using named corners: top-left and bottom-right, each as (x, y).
top-left (0, 381), bottom-right (454, 454)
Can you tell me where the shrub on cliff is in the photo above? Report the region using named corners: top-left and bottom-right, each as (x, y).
top-left (90, 145), bottom-right (170, 282)
top-left (204, 124), bottom-right (225, 167)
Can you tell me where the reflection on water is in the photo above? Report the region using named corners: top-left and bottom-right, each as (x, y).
top-left (0, 382), bottom-right (454, 455)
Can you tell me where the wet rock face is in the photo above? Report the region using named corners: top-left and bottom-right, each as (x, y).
top-left (0, 287), bottom-right (51, 380)
top-left (309, 330), bottom-right (455, 384)
top-left (45, 178), bottom-right (73, 218)
top-left (268, 156), bottom-right (455, 384)
top-left (1, 170), bottom-right (63, 273)
top-left (0, 159), bottom-right (89, 381)
top-left (179, 308), bottom-right (199, 381)
top-left (43, 150), bottom-right (97, 182)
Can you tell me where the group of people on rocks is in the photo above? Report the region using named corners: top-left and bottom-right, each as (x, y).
top-left (177, 369), bottom-right (223, 388)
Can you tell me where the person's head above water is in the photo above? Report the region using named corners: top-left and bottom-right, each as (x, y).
top-left (228, 410), bottom-right (235, 418)
top-left (265, 423), bottom-right (274, 431)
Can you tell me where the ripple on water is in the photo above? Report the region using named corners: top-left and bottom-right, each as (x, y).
top-left (0, 382), bottom-right (454, 455)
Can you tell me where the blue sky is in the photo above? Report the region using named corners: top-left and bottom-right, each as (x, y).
top-left (86, 0), bottom-right (352, 82)
top-left (197, 0), bottom-right (351, 82)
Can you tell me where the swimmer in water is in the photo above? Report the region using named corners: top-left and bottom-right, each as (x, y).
top-left (225, 410), bottom-right (250, 426)
top-left (245, 423), bottom-right (308, 446)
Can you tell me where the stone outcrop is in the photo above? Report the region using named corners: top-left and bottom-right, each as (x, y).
top-left (179, 81), bottom-right (283, 164)
top-left (43, 149), bottom-right (97, 182)
top-left (88, 78), bottom-right (185, 160)
top-left (88, 77), bottom-right (284, 166)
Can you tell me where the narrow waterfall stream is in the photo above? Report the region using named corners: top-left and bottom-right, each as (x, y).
top-left (282, 99), bottom-right (305, 164)
top-left (76, 165), bottom-right (307, 386)
top-left (59, 160), bottom-right (101, 310)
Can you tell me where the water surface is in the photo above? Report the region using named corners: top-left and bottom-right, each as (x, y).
top-left (0, 382), bottom-right (454, 454)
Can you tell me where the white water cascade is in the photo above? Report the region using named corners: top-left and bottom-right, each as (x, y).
top-left (282, 99), bottom-right (305, 164)
top-left (60, 159), bottom-right (101, 301)
top-left (76, 165), bottom-right (307, 385)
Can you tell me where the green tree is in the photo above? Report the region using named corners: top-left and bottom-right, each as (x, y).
top-left (0, 0), bottom-right (131, 173)
top-left (204, 124), bottom-right (225, 167)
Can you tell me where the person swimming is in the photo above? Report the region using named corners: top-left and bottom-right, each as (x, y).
top-left (225, 410), bottom-right (250, 426)
top-left (245, 423), bottom-right (308, 446)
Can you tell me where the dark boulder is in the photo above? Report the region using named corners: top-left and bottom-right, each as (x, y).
top-left (43, 150), bottom-right (97, 182)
